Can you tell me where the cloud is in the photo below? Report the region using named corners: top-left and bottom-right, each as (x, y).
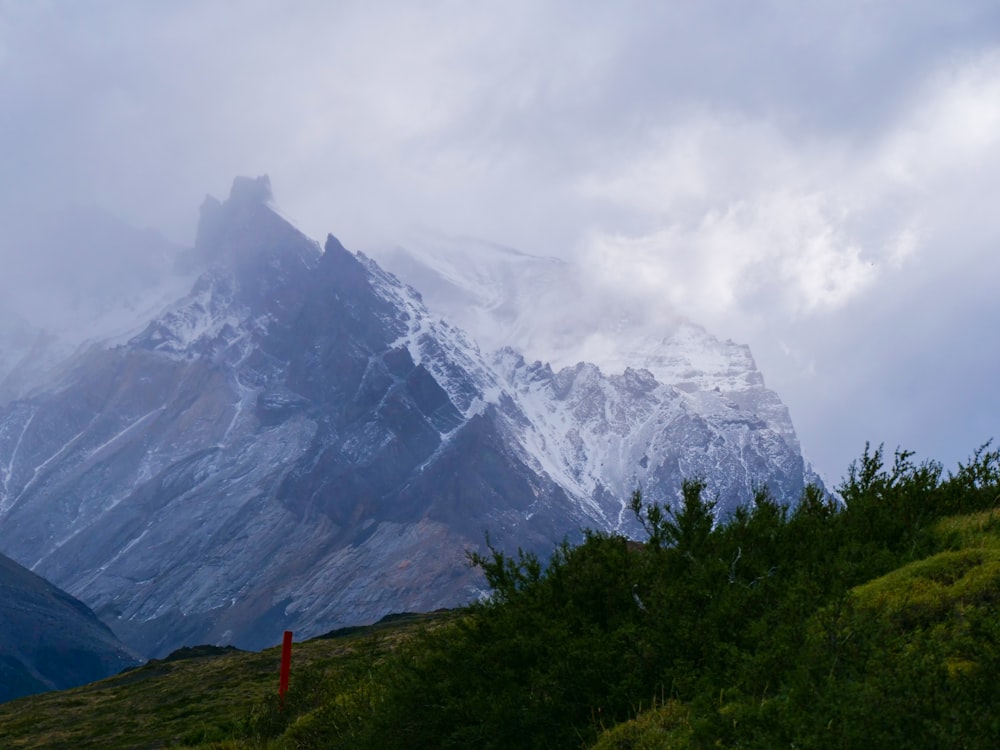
top-left (879, 52), bottom-right (1000, 182)
top-left (580, 185), bottom-right (883, 326)
top-left (573, 48), bottom-right (1000, 327)
top-left (578, 138), bottom-right (869, 338)
top-left (1, 1), bottom-right (998, 480)
top-left (559, 48), bottom-right (1000, 480)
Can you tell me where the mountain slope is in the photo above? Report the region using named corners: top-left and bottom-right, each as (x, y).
top-left (0, 552), bottom-right (139, 703)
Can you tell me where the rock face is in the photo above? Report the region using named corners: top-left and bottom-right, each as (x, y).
top-left (0, 552), bottom-right (139, 703)
top-left (0, 177), bottom-right (819, 658)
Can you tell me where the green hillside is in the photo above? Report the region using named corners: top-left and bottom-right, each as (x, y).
top-left (0, 612), bottom-right (458, 749)
top-left (1, 442), bottom-right (998, 749)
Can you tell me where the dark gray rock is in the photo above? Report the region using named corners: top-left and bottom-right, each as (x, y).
top-left (0, 552), bottom-right (140, 703)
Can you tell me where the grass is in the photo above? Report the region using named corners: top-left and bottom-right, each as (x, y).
top-left (847, 510), bottom-right (1000, 630)
top-left (850, 547), bottom-right (1000, 628)
top-left (590, 700), bottom-right (691, 750)
top-left (933, 507), bottom-right (1000, 550)
top-left (0, 610), bottom-right (458, 749)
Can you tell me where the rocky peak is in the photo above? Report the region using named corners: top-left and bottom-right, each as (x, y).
top-left (229, 174), bottom-right (273, 205)
top-left (195, 175), bottom-right (273, 245)
top-left (190, 177), bottom-right (322, 319)
top-left (194, 175), bottom-right (316, 271)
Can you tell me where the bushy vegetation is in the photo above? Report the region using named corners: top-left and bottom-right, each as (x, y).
top-left (244, 441), bottom-right (1000, 749)
top-left (3, 442), bottom-right (998, 749)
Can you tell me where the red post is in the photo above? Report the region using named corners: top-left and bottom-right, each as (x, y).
top-left (278, 630), bottom-right (293, 705)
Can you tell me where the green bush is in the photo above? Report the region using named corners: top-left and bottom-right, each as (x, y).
top-left (233, 440), bottom-right (1000, 749)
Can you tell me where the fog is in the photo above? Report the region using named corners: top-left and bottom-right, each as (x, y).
top-left (2, 1), bottom-right (999, 482)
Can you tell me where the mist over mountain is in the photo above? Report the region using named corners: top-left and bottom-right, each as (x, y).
top-left (0, 205), bottom-right (195, 404)
top-left (373, 235), bottom-right (809, 461)
top-left (0, 177), bottom-right (818, 658)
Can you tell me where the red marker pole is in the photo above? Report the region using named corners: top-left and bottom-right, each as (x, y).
top-left (278, 630), bottom-right (293, 707)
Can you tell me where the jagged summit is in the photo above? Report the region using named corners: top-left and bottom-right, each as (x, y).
top-left (324, 233), bottom-right (349, 255)
top-left (229, 174), bottom-right (273, 205)
top-left (194, 175), bottom-right (315, 270)
top-left (197, 174), bottom-right (273, 222)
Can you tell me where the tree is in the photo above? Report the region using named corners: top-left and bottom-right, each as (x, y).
top-left (630, 479), bottom-right (716, 560)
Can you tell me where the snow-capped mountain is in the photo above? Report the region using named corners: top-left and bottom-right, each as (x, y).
top-left (374, 234), bottom-right (814, 484)
top-left (0, 177), bottom-right (818, 657)
top-left (372, 234), bottom-right (803, 454)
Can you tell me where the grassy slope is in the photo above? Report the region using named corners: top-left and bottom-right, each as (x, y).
top-left (0, 611), bottom-right (457, 749)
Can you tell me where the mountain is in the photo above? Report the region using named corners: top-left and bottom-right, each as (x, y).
top-left (0, 176), bottom-right (818, 657)
top-left (373, 235), bottom-right (807, 457)
top-left (0, 551), bottom-right (140, 703)
top-left (375, 234), bottom-right (818, 492)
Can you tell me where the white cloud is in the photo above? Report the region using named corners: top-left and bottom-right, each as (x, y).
top-left (576, 128), bottom-right (877, 327)
top-left (879, 51), bottom-right (1000, 185)
top-left (2, 1), bottom-right (999, 479)
top-left (574, 49), bottom-right (1000, 334)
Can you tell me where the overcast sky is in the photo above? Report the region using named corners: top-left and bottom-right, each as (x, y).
top-left (2, 1), bottom-right (999, 484)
